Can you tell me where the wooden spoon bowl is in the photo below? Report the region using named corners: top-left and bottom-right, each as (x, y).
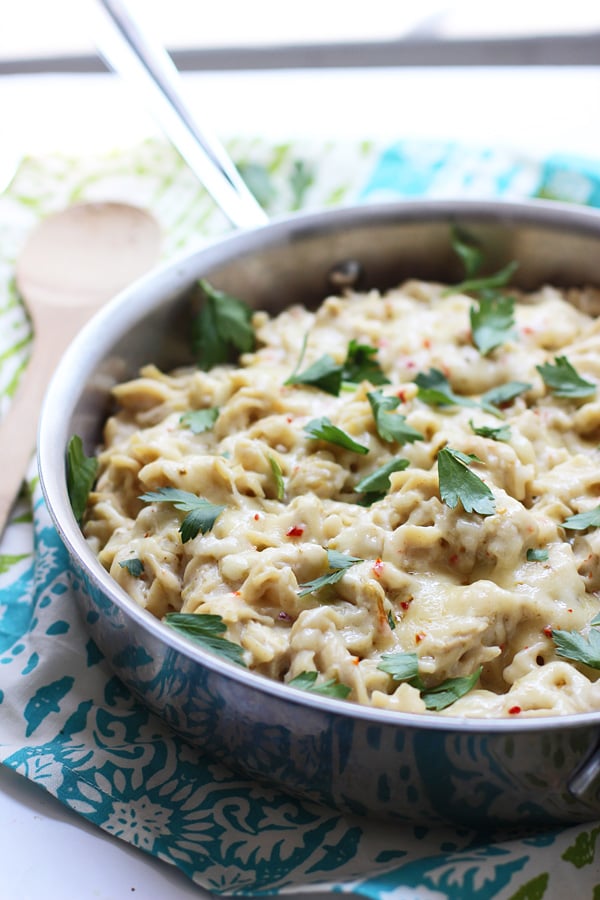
top-left (0, 200), bottom-right (161, 533)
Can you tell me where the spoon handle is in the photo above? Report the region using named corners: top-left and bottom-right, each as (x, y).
top-left (94, 0), bottom-right (269, 231)
top-left (0, 333), bottom-right (69, 534)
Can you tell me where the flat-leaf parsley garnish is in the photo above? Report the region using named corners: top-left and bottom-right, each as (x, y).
top-left (179, 407), bottom-right (219, 433)
top-left (118, 558), bottom-right (144, 577)
top-left (66, 434), bottom-right (98, 523)
top-left (552, 622), bottom-right (600, 670)
top-left (469, 419), bottom-right (511, 442)
top-left (377, 651), bottom-right (420, 682)
top-left (354, 457), bottom-right (409, 504)
top-left (288, 670), bottom-right (351, 699)
top-left (286, 339), bottom-right (388, 395)
top-left (415, 369), bottom-right (478, 409)
top-left (526, 548), bottom-right (549, 562)
top-left (139, 488), bottom-right (225, 542)
top-left (193, 280), bottom-right (255, 370)
top-left (367, 390), bottom-right (424, 444)
top-left (420, 669), bottom-right (483, 711)
top-left (298, 549), bottom-right (363, 597)
top-left (470, 294), bottom-right (516, 356)
top-left (268, 455), bottom-right (285, 501)
top-left (536, 355), bottom-right (596, 399)
top-left (376, 650), bottom-right (482, 710)
top-left (444, 260), bottom-right (519, 299)
top-left (165, 613), bottom-right (246, 666)
top-left (303, 417), bottom-right (369, 454)
top-left (449, 225), bottom-right (485, 279)
top-left (562, 505), bottom-right (600, 531)
top-left (479, 381), bottom-right (532, 416)
top-left (342, 339), bottom-right (389, 386)
top-left (285, 353), bottom-right (343, 395)
top-left (437, 446), bottom-right (496, 516)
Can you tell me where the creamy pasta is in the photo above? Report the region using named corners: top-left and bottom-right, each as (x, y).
top-left (83, 277), bottom-right (600, 718)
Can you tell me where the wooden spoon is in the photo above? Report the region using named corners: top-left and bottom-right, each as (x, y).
top-left (0, 200), bottom-right (161, 534)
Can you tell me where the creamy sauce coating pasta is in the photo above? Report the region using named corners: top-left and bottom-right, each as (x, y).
top-left (84, 280), bottom-right (600, 717)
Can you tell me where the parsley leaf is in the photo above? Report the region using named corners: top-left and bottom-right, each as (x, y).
top-left (479, 381), bottom-right (532, 416)
top-left (421, 667), bottom-right (483, 711)
top-left (450, 225), bottom-right (485, 278)
top-left (377, 651), bottom-right (482, 710)
top-left (304, 417), bottom-right (369, 454)
top-left (268, 455), bottom-right (285, 501)
top-left (342, 340), bottom-right (390, 386)
top-left (118, 558), bottom-right (144, 577)
top-left (354, 456), bottom-right (409, 503)
top-left (526, 548), bottom-right (549, 562)
top-left (367, 390), bottom-right (425, 444)
top-left (415, 369), bottom-right (478, 409)
top-left (298, 549), bottom-right (363, 597)
top-left (286, 340), bottom-right (388, 395)
top-left (552, 626), bottom-right (600, 670)
top-left (164, 612), bottom-right (246, 666)
top-left (193, 280), bottom-right (255, 370)
top-left (139, 488), bottom-right (225, 542)
top-left (437, 446), bottom-right (496, 516)
top-left (180, 407), bottom-right (219, 433)
top-left (444, 260), bottom-right (518, 298)
top-left (562, 505), bottom-right (600, 531)
top-left (377, 651), bottom-right (420, 683)
top-left (470, 294), bottom-right (515, 355)
top-left (285, 353), bottom-right (343, 395)
top-left (290, 159), bottom-right (314, 210)
top-left (288, 670), bottom-right (351, 699)
top-left (66, 435), bottom-right (98, 523)
top-left (536, 356), bottom-right (596, 399)
top-left (469, 419), bottom-right (511, 442)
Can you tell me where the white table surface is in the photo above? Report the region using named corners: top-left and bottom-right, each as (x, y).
top-left (1, 64), bottom-right (600, 898)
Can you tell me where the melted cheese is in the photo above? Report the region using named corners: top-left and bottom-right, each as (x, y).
top-left (84, 280), bottom-right (600, 717)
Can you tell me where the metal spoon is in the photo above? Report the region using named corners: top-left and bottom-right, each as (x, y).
top-left (0, 200), bottom-right (161, 533)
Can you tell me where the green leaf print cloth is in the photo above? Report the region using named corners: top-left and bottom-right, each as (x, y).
top-left (2, 137), bottom-right (600, 898)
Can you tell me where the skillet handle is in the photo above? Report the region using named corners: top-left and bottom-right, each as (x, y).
top-left (94, 0), bottom-right (270, 230)
top-left (568, 739), bottom-right (600, 806)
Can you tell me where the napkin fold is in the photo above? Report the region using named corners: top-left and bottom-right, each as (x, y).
top-left (2, 137), bottom-right (600, 898)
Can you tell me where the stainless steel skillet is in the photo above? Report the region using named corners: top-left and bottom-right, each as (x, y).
top-left (38, 196), bottom-right (600, 828)
top-left (37, 2), bottom-right (600, 828)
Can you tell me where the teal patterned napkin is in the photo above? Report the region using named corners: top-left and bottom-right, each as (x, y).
top-left (2, 138), bottom-right (600, 898)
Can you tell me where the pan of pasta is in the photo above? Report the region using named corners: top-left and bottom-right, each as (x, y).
top-left (38, 198), bottom-right (600, 826)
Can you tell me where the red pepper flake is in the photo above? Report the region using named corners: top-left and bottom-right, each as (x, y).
top-left (448, 553), bottom-right (459, 565)
top-left (373, 558), bottom-right (384, 577)
top-left (286, 525), bottom-right (305, 538)
top-left (415, 631), bottom-right (426, 643)
top-left (422, 338), bottom-right (431, 349)
top-left (522, 326), bottom-right (535, 335)
top-left (233, 590), bottom-right (241, 596)
top-left (253, 513), bottom-right (260, 521)
top-left (351, 656), bottom-right (360, 665)
top-left (400, 600), bottom-right (412, 610)
top-left (508, 705), bottom-right (522, 715)
top-left (568, 608), bottom-right (573, 613)
top-left (396, 390), bottom-right (407, 402)
top-left (543, 625), bottom-right (553, 638)
top-left (286, 416), bottom-right (294, 423)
